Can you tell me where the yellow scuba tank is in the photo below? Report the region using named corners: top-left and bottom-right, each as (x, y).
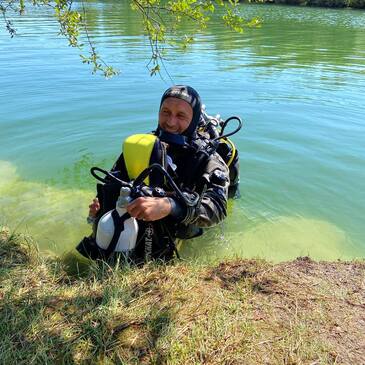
top-left (77, 134), bottom-right (166, 260)
top-left (123, 134), bottom-right (157, 185)
top-left (123, 134), bottom-right (166, 186)
top-left (95, 134), bottom-right (162, 255)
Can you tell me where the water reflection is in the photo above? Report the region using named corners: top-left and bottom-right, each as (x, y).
top-left (5, 1), bottom-right (365, 72)
top-left (77, 1), bottom-right (365, 72)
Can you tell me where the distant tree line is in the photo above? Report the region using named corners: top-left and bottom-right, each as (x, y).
top-left (242, 0), bottom-right (365, 8)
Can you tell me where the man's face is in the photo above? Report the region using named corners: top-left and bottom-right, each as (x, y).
top-left (158, 97), bottom-right (193, 134)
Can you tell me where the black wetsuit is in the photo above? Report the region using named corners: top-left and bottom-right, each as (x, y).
top-left (111, 141), bottom-right (229, 230)
top-left (93, 137), bottom-right (228, 262)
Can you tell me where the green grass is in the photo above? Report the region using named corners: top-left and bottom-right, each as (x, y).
top-left (0, 227), bottom-right (364, 364)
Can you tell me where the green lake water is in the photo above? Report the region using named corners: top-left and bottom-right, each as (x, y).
top-left (1, 2), bottom-right (364, 262)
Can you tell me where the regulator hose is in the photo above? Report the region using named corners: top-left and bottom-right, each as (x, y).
top-left (132, 163), bottom-right (200, 207)
top-left (213, 116), bottom-right (243, 141)
top-left (90, 164), bottom-right (200, 208)
top-left (90, 167), bottom-right (131, 187)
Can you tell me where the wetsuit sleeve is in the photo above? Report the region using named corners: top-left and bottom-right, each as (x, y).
top-left (181, 152), bottom-right (229, 228)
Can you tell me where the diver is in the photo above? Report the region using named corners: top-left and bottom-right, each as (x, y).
top-left (79, 85), bottom-right (240, 262)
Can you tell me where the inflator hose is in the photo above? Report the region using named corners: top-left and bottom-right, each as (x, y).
top-left (132, 163), bottom-right (200, 207)
top-left (90, 164), bottom-right (200, 209)
top-left (214, 116), bottom-right (243, 141)
top-left (91, 167), bottom-right (131, 186)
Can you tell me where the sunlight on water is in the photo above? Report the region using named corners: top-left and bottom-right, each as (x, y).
top-left (0, 160), bottom-right (91, 253)
top-left (228, 216), bottom-right (355, 262)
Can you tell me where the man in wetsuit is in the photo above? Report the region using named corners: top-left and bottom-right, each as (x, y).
top-left (88, 85), bottom-right (229, 257)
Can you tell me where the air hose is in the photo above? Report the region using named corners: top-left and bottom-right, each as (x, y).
top-left (213, 116), bottom-right (243, 141)
top-left (90, 164), bottom-right (200, 208)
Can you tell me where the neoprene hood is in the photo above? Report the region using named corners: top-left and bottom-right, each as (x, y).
top-left (159, 85), bottom-right (202, 138)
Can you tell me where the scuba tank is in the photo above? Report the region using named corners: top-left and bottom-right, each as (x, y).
top-left (95, 186), bottom-right (138, 255)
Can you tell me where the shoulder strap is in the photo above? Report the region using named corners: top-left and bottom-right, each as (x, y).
top-left (182, 135), bottom-right (215, 189)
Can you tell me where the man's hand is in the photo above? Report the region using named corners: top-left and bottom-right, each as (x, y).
top-left (127, 197), bottom-right (172, 221)
top-left (89, 198), bottom-right (100, 217)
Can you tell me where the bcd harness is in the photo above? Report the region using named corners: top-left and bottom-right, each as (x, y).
top-left (76, 114), bottom-right (242, 263)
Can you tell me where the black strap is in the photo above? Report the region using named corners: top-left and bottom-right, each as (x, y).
top-left (158, 221), bottom-right (180, 260)
top-left (144, 222), bottom-right (154, 261)
top-left (104, 210), bottom-right (131, 257)
top-left (182, 138), bottom-right (213, 188)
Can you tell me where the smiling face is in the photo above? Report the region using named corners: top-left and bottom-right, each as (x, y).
top-left (158, 97), bottom-right (193, 134)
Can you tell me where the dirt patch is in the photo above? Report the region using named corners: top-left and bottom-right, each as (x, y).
top-left (244, 258), bottom-right (365, 364)
top-left (205, 259), bottom-right (269, 289)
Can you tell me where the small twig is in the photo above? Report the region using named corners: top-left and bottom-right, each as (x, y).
top-left (113, 320), bottom-right (146, 335)
top-left (345, 299), bottom-right (365, 309)
top-left (257, 336), bottom-right (283, 346)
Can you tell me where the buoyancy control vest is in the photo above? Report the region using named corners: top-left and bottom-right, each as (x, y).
top-left (216, 138), bottom-right (240, 198)
top-left (198, 112), bottom-right (241, 198)
top-left (76, 113), bottom-right (242, 262)
top-left (76, 134), bottom-right (180, 263)
top-left (123, 134), bottom-right (167, 186)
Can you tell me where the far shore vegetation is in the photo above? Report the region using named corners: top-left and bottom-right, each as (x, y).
top-left (1, 226), bottom-right (364, 364)
top-left (241, 0), bottom-right (365, 9)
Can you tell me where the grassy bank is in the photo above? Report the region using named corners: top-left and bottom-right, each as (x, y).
top-left (242, 0), bottom-right (365, 9)
top-left (1, 227), bottom-right (364, 364)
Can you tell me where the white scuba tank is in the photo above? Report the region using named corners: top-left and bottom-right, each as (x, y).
top-left (96, 187), bottom-right (139, 254)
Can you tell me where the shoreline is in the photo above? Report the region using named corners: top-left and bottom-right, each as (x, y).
top-left (1, 227), bottom-right (364, 363)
